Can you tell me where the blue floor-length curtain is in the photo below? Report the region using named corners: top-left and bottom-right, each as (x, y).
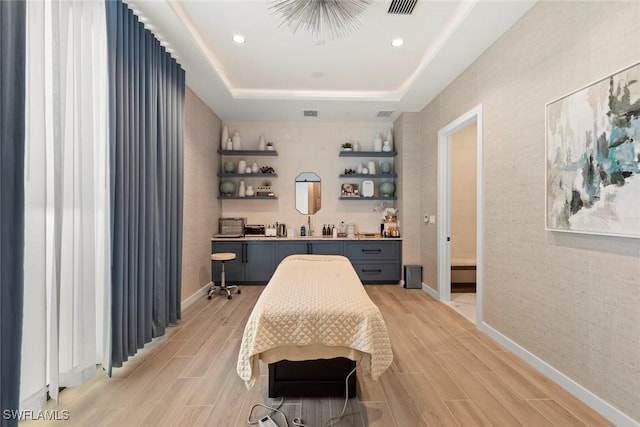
top-left (105, 0), bottom-right (184, 369)
top-left (0, 1), bottom-right (26, 423)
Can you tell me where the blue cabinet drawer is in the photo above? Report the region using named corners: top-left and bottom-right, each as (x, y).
top-left (351, 262), bottom-right (400, 284)
top-left (344, 241), bottom-right (400, 261)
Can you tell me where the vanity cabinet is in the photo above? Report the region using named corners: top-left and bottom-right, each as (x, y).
top-left (212, 241), bottom-right (275, 284)
top-left (212, 239), bottom-right (401, 285)
top-left (344, 241), bottom-right (402, 284)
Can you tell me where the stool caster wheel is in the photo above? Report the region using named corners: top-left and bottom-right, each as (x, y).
top-left (237, 289), bottom-right (241, 294)
top-left (208, 295), bottom-right (212, 300)
top-left (227, 295), bottom-right (232, 300)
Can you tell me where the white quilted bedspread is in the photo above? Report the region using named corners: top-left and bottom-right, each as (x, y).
top-left (237, 255), bottom-right (393, 389)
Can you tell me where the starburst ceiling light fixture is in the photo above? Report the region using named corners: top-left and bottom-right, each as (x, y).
top-left (268, 0), bottom-right (371, 39)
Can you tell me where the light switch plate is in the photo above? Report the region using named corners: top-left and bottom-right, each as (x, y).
top-left (429, 215), bottom-right (436, 224)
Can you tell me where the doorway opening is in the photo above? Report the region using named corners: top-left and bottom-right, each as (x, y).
top-left (437, 105), bottom-right (483, 324)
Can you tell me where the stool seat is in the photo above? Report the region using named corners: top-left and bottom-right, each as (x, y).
top-left (211, 252), bottom-right (236, 262)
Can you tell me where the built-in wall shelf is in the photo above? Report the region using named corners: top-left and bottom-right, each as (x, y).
top-left (218, 149), bottom-right (278, 156)
top-left (339, 196), bottom-right (397, 201)
top-left (217, 196), bottom-right (278, 200)
top-left (339, 173), bottom-right (397, 178)
top-left (217, 172), bottom-right (278, 178)
top-left (339, 151), bottom-right (397, 157)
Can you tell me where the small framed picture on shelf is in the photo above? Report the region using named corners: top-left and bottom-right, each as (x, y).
top-left (341, 183), bottom-right (359, 197)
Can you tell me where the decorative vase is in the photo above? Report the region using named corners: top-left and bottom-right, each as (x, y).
top-left (382, 140), bottom-right (392, 152)
top-left (356, 163), bottom-right (363, 174)
top-left (379, 181), bottom-right (395, 197)
top-left (259, 135), bottom-right (266, 150)
top-left (245, 166), bottom-right (252, 174)
top-left (353, 141), bottom-right (360, 151)
top-left (251, 162), bottom-right (259, 173)
top-left (226, 139), bottom-right (233, 150)
top-left (380, 161), bottom-right (391, 174)
top-left (237, 159), bottom-right (247, 174)
top-left (238, 180), bottom-right (246, 197)
top-left (219, 180), bottom-right (235, 196)
top-left (245, 185), bottom-right (255, 197)
top-left (266, 143), bottom-right (274, 151)
top-left (386, 128), bottom-right (393, 145)
top-left (232, 132), bottom-right (242, 150)
top-left (221, 125), bottom-right (229, 150)
top-left (367, 160), bottom-right (376, 174)
top-left (362, 167), bottom-right (369, 174)
top-left (373, 134), bottom-right (383, 152)
top-left (223, 161), bottom-right (236, 173)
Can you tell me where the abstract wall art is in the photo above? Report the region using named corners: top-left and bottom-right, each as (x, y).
top-left (546, 61), bottom-right (640, 238)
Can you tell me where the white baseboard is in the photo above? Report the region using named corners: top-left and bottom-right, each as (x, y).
top-left (479, 321), bottom-right (639, 427)
top-left (181, 281), bottom-right (212, 310)
top-left (421, 282), bottom-right (439, 299)
top-left (20, 387), bottom-right (47, 412)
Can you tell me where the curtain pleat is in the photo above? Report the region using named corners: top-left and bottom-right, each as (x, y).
top-left (0, 1), bottom-right (26, 423)
top-left (106, 0), bottom-right (184, 369)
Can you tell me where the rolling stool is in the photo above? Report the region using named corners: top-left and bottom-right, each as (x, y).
top-left (208, 253), bottom-right (240, 300)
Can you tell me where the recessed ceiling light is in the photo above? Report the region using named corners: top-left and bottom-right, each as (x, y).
top-left (232, 34), bottom-right (246, 44)
top-left (391, 38), bottom-right (404, 47)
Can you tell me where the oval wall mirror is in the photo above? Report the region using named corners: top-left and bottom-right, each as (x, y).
top-left (295, 172), bottom-right (321, 215)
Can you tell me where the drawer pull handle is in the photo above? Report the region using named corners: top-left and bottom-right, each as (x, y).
top-left (362, 249), bottom-right (382, 253)
top-left (362, 269), bottom-right (382, 273)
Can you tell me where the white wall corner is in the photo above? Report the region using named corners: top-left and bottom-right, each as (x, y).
top-left (19, 387), bottom-right (47, 412)
top-left (479, 321), bottom-right (640, 427)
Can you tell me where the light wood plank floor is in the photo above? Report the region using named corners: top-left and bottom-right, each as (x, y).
top-left (22, 285), bottom-right (613, 427)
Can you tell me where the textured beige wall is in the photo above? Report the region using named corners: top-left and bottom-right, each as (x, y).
top-left (451, 123), bottom-right (476, 261)
top-left (394, 112), bottom-right (421, 267)
top-left (182, 87), bottom-right (221, 301)
top-left (418, 1), bottom-right (640, 421)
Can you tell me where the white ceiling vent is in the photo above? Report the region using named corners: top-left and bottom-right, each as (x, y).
top-left (376, 110), bottom-right (394, 118)
top-left (387, 0), bottom-right (418, 15)
top-left (303, 110), bottom-right (319, 117)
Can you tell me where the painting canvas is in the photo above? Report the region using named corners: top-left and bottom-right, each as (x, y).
top-left (341, 183), bottom-right (359, 197)
top-left (546, 62), bottom-right (640, 238)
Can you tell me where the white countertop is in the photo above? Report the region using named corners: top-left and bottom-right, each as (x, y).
top-left (211, 235), bottom-right (401, 241)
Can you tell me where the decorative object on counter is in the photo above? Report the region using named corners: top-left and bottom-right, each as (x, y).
top-left (353, 141), bottom-right (360, 151)
top-left (382, 140), bottom-right (392, 152)
top-left (367, 160), bottom-right (376, 174)
top-left (380, 161), bottom-right (391, 174)
top-left (245, 166), bottom-right (252, 174)
top-left (373, 134), bottom-right (382, 152)
top-left (245, 185), bottom-right (255, 197)
top-left (362, 180), bottom-right (374, 197)
top-left (300, 225), bottom-right (306, 237)
top-left (346, 223), bottom-right (356, 238)
top-left (361, 167), bottom-right (369, 174)
top-left (379, 181), bottom-right (395, 197)
top-left (225, 139), bottom-right (233, 150)
top-left (385, 128), bottom-right (393, 145)
top-left (223, 160), bottom-right (236, 173)
top-left (343, 168), bottom-right (356, 175)
top-left (259, 135), bottom-right (266, 150)
top-left (341, 183), bottom-right (359, 197)
top-left (251, 162), bottom-right (259, 173)
top-left (237, 159), bottom-right (247, 174)
top-left (356, 163), bottom-right (363, 174)
top-left (341, 142), bottom-right (353, 151)
top-left (266, 141), bottom-right (275, 151)
top-left (260, 165), bottom-right (275, 174)
top-left (379, 206), bottom-right (400, 237)
top-left (221, 125), bottom-right (229, 150)
top-left (238, 180), bottom-right (246, 197)
top-left (220, 180), bottom-right (236, 196)
top-left (232, 131), bottom-right (242, 150)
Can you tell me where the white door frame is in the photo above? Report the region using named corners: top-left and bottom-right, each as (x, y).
top-left (437, 104), bottom-right (484, 324)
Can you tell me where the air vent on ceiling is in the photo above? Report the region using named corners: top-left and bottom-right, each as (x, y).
top-left (388, 0), bottom-right (418, 15)
top-left (376, 110), bottom-right (394, 118)
top-left (303, 110), bottom-right (318, 117)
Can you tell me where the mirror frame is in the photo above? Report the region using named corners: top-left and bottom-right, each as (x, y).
top-left (295, 172), bottom-right (321, 215)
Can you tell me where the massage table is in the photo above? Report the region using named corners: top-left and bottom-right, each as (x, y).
top-left (237, 254), bottom-right (393, 397)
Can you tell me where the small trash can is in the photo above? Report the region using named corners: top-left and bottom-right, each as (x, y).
top-left (404, 265), bottom-right (422, 289)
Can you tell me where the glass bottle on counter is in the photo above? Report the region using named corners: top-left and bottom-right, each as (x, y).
top-left (300, 225), bottom-right (306, 237)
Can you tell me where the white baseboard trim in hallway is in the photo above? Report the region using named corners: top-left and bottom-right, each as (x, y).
top-left (421, 282), bottom-right (439, 299)
top-left (181, 281), bottom-right (212, 311)
top-left (479, 321), bottom-right (639, 427)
